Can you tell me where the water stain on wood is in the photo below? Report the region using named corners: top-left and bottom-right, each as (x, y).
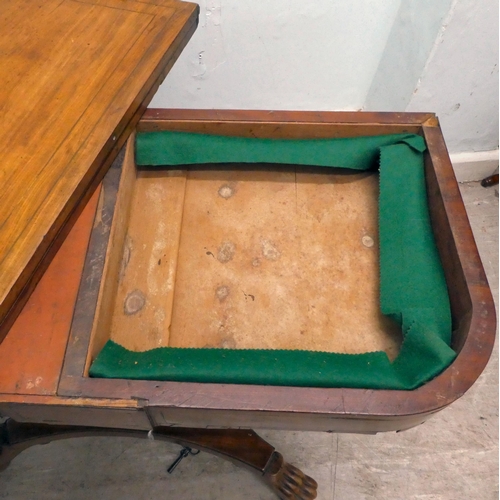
top-left (217, 241), bottom-right (236, 263)
top-left (124, 289), bottom-right (146, 315)
top-left (218, 184), bottom-right (236, 199)
top-left (216, 285), bottom-right (230, 302)
top-left (362, 235), bottom-right (374, 248)
top-left (261, 239), bottom-right (281, 261)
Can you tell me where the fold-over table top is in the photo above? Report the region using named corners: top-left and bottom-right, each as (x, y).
top-left (0, 0), bottom-right (198, 336)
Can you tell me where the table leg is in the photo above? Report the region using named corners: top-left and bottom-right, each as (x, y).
top-left (0, 419), bottom-right (317, 499)
top-left (481, 173), bottom-right (499, 187)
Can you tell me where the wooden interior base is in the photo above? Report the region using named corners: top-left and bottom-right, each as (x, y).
top-left (99, 157), bottom-right (401, 360)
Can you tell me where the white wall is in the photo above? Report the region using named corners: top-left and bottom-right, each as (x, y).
top-left (151, 0), bottom-right (498, 156)
top-left (364, 0), bottom-right (453, 111)
top-left (406, 0), bottom-right (499, 154)
top-left (150, 0), bottom-right (401, 110)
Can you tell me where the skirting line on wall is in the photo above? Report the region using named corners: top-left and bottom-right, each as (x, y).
top-left (450, 150), bottom-right (499, 183)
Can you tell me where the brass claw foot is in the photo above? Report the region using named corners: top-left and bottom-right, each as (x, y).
top-left (263, 452), bottom-right (318, 500)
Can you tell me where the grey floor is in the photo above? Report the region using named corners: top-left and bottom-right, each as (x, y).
top-left (0, 182), bottom-right (497, 500)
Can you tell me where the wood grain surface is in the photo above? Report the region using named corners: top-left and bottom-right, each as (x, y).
top-left (106, 166), bottom-right (187, 352)
top-left (0, 0), bottom-right (198, 341)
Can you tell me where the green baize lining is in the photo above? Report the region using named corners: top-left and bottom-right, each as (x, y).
top-left (89, 132), bottom-right (456, 390)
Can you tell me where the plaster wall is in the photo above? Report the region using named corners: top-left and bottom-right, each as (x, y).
top-left (364, 0), bottom-right (453, 112)
top-left (150, 0), bottom-right (401, 110)
top-left (406, 0), bottom-right (499, 153)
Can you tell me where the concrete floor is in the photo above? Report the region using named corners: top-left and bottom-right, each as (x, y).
top-left (0, 182), bottom-right (497, 500)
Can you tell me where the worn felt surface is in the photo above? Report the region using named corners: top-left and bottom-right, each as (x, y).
top-left (89, 132), bottom-right (456, 389)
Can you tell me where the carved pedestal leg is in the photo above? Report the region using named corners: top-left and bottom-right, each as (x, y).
top-left (154, 427), bottom-right (318, 499)
top-left (262, 451), bottom-right (318, 500)
top-left (481, 173), bottom-right (499, 187)
top-left (0, 419), bottom-right (317, 499)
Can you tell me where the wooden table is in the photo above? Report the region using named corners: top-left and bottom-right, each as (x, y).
top-left (0, 110), bottom-right (495, 500)
top-left (0, 0), bottom-right (198, 340)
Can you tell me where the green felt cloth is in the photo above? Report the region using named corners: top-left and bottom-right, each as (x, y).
top-left (89, 131), bottom-right (456, 390)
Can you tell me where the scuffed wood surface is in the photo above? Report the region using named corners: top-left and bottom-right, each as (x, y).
top-left (0, 187), bottom-right (100, 395)
top-left (106, 165), bottom-right (401, 358)
top-left (108, 168), bottom-right (187, 351)
top-left (170, 167), bottom-right (401, 357)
